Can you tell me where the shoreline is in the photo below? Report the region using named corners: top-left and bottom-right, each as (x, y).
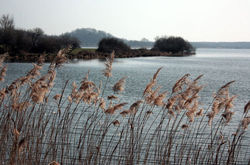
top-left (2, 49), bottom-right (195, 63)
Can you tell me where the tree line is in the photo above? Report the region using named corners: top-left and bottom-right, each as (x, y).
top-left (0, 14), bottom-right (80, 55)
top-left (97, 37), bottom-right (194, 54)
top-left (0, 14), bottom-right (194, 56)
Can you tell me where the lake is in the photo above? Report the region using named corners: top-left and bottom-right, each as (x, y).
top-left (1, 48), bottom-right (250, 164)
top-left (3, 48), bottom-right (250, 119)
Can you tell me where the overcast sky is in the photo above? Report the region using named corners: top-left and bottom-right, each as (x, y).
top-left (1, 0), bottom-right (250, 41)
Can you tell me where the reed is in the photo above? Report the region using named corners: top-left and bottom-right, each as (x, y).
top-left (0, 50), bottom-right (249, 165)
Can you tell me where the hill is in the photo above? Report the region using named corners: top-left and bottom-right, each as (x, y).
top-left (67, 28), bottom-right (250, 49)
top-left (66, 28), bottom-right (114, 47)
top-left (67, 28), bottom-right (154, 48)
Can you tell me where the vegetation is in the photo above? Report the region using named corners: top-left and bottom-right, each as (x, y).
top-left (70, 48), bottom-right (96, 55)
top-left (0, 14), bottom-right (80, 55)
top-left (0, 14), bottom-right (194, 60)
top-left (2, 13), bottom-right (250, 61)
top-left (0, 50), bottom-right (249, 164)
top-left (66, 28), bottom-right (113, 47)
top-left (152, 36), bottom-right (194, 54)
top-left (97, 37), bottom-right (131, 54)
top-left (64, 28), bottom-right (250, 49)
top-left (66, 28), bottom-right (154, 48)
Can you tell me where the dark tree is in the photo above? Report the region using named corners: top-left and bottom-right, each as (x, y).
top-left (14, 29), bottom-right (32, 52)
top-left (97, 37), bottom-right (130, 53)
top-left (29, 28), bottom-right (44, 50)
top-left (152, 36), bottom-right (194, 54)
top-left (0, 14), bottom-right (80, 54)
top-left (59, 34), bottom-right (80, 49)
top-left (0, 14), bottom-right (14, 31)
top-left (0, 14), bottom-right (15, 52)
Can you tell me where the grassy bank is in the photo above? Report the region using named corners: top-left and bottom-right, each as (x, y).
top-left (2, 47), bottom-right (195, 63)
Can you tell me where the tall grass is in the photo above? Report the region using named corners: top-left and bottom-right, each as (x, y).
top-left (0, 49), bottom-right (249, 165)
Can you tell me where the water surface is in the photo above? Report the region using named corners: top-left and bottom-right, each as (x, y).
top-left (3, 48), bottom-right (250, 116)
top-left (2, 48), bottom-right (250, 163)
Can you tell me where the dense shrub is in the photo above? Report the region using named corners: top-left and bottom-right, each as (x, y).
top-left (152, 36), bottom-right (194, 54)
top-left (0, 29), bottom-right (80, 54)
top-left (33, 34), bottom-right (80, 53)
top-left (0, 46), bottom-right (4, 54)
top-left (97, 37), bottom-right (130, 53)
top-left (0, 14), bottom-right (80, 54)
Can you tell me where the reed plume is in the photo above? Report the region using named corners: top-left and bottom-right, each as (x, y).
top-left (37, 54), bottom-right (45, 66)
top-left (222, 110), bottom-right (234, 123)
top-left (53, 47), bottom-right (70, 68)
top-left (113, 76), bottom-right (127, 93)
top-left (105, 102), bottom-right (127, 114)
top-left (181, 124), bottom-right (189, 129)
top-left (242, 117), bottom-right (250, 130)
top-left (103, 51), bottom-right (115, 77)
top-left (99, 98), bottom-right (106, 110)
top-left (218, 80), bottom-right (235, 92)
top-left (146, 110), bottom-right (153, 116)
top-left (48, 161), bottom-right (60, 165)
top-left (153, 67), bottom-right (163, 81)
top-left (154, 91), bottom-right (167, 106)
top-left (207, 81), bottom-right (236, 126)
top-left (172, 73), bottom-right (190, 94)
top-left (143, 67), bottom-right (162, 96)
top-left (120, 110), bottom-right (130, 117)
top-left (108, 95), bottom-right (118, 100)
top-left (165, 95), bottom-right (179, 110)
top-left (129, 100), bottom-right (143, 114)
top-left (244, 101), bottom-right (250, 114)
top-left (0, 65), bottom-right (7, 82)
top-left (53, 94), bottom-right (62, 101)
top-left (196, 108), bottom-right (203, 116)
top-left (0, 49), bottom-right (249, 165)
top-left (27, 63), bottom-right (43, 79)
top-left (0, 53), bottom-right (8, 67)
top-left (13, 129), bottom-right (20, 138)
top-left (224, 95), bottom-right (237, 112)
top-left (145, 86), bottom-right (161, 104)
top-left (112, 120), bottom-right (120, 126)
top-left (18, 138), bottom-right (27, 154)
top-left (207, 111), bottom-right (216, 126)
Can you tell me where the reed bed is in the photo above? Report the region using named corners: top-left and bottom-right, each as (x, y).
top-left (0, 50), bottom-right (249, 165)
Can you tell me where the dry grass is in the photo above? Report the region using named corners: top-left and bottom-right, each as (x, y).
top-left (0, 49), bottom-right (249, 165)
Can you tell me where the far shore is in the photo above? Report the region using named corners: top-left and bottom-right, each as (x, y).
top-left (3, 48), bottom-right (195, 63)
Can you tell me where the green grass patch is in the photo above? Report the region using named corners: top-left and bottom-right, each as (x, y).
top-left (71, 48), bottom-right (96, 55)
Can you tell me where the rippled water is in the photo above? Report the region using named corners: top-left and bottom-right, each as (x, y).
top-left (2, 48), bottom-right (250, 163)
top-left (3, 48), bottom-right (250, 117)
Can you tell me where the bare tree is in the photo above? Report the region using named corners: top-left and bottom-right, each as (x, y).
top-left (30, 27), bottom-right (44, 48)
top-left (0, 14), bottom-right (15, 52)
top-left (0, 14), bottom-right (14, 31)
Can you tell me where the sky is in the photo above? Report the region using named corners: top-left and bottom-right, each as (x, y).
top-left (1, 0), bottom-right (250, 42)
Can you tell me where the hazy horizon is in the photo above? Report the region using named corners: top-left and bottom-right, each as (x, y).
top-left (1, 0), bottom-right (250, 42)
